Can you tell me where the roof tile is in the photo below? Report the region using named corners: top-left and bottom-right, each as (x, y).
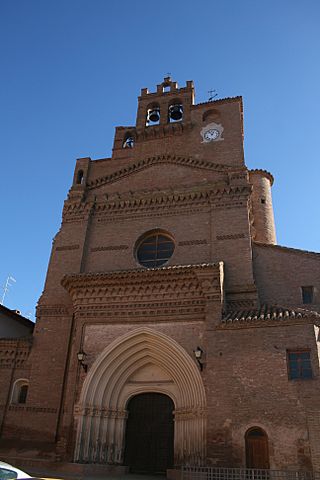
top-left (221, 304), bottom-right (320, 327)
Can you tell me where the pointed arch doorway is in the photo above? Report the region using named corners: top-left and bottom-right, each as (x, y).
top-left (124, 393), bottom-right (174, 473)
top-left (74, 328), bottom-right (206, 466)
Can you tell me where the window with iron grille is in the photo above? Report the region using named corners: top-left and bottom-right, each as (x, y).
top-left (287, 350), bottom-right (312, 380)
top-left (136, 232), bottom-right (174, 268)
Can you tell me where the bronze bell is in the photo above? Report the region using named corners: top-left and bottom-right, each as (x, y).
top-left (169, 104), bottom-right (183, 121)
top-left (147, 108), bottom-right (160, 123)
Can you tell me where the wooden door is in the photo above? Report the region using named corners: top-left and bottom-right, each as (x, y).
top-left (246, 428), bottom-right (270, 469)
top-left (124, 393), bottom-right (174, 473)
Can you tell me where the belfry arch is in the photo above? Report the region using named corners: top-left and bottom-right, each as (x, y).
top-left (74, 327), bottom-right (206, 466)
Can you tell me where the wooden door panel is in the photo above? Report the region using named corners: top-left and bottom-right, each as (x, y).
top-left (124, 393), bottom-right (174, 473)
top-left (246, 431), bottom-right (269, 469)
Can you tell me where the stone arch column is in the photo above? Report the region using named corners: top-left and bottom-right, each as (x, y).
top-left (74, 327), bottom-right (206, 466)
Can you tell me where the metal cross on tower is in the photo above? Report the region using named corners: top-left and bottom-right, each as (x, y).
top-left (208, 89), bottom-right (218, 101)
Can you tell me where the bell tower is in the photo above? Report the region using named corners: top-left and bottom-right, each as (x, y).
top-left (112, 77), bottom-right (195, 158)
top-left (112, 76), bottom-right (244, 167)
top-left (135, 76), bottom-right (194, 128)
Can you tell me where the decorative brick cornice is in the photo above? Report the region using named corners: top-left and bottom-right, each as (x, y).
top-left (61, 263), bottom-right (224, 318)
top-left (62, 200), bottom-right (94, 223)
top-left (76, 299), bottom-right (206, 320)
top-left (93, 181), bottom-right (250, 215)
top-left (62, 181), bottom-right (251, 224)
top-left (63, 168), bottom-right (251, 223)
top-left (0, 338), bottom-right (33, 369)
top-left (87, 154), bottom-right (235, 190)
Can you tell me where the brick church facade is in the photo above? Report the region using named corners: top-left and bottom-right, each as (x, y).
top-left (1, 77), bottom-right (320, 474)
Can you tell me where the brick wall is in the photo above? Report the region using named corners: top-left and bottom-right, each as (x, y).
top-left (253, 243), bottom-right (320, 309)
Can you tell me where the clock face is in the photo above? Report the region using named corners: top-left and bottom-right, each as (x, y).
top-left (204, 129), bottom-right (220, 141)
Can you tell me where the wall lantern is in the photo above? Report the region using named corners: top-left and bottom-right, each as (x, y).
top-left (77, 350), bottom-right (88, 373)
top-left (193, 346), bottom-right (204, 371)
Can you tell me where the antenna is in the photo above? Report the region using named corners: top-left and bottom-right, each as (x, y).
top-left (1, 275), bottom-right (16, 306)
top-left (208, 89), bottom-right (218, 101)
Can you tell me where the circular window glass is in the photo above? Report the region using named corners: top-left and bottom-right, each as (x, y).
top-left (136, 232), bottom-right (175, 268)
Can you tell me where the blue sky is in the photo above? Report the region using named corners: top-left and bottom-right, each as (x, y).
top-left (0, 0), bottom-right (319, 319)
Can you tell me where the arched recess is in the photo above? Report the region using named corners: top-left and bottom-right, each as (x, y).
top-left (74, 327), bottom-right (206, 466)
top-left (202, 108), bottom-right (221, 123)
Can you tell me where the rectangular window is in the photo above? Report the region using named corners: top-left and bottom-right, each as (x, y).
top-left (301, 286), bottom-right (314, 304)
top-left (287, 350), bottom-right (312, 380)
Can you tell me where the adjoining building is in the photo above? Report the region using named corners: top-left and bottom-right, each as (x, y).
top-left (0, 305), bottom-right (33, 438)
top-left (1, 78), bottom-right (320, 476)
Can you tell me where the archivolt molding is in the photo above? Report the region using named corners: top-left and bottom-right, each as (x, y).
top-left (79, 327), bottom-right (206, 407)
top-left (74, 327), bottom-right (207, 466)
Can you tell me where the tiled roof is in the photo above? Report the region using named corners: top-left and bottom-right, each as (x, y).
top-left (68, 262), bottom-right (219, 277)
top-left (221, 304), bottom-right (320, 327)
top-left (0, 304), bottom-right (34, 330)
top-left (61, 262), bottom-right (223, 290)
top-left (249, 169), bottom-right (274, 185)
top-left (193, 96), bottom-right (242, 108)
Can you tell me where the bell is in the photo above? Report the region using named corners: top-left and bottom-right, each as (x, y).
top-left (169, 104), bottom-right (183, 121)
top-left (147, 108), bottom-right (160, 123)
